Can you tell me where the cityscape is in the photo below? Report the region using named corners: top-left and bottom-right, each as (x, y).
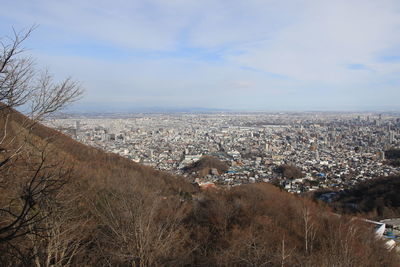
top-left (49, 112), bottom-right (400, 194)
top-left (3, 0), bottom-right (400, 264)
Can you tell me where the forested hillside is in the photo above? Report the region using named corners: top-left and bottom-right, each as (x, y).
top-left (183, 155), bottom-right (229, 177)
top-left (323, 175), bottom-right (400, 220)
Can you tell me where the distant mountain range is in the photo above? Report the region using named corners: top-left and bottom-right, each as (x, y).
top-left (64, 102), bottom-right (400, 115)
top-left (65, 102), bottom-right (230, 114)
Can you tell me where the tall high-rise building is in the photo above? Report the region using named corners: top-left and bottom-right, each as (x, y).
top-left (389, 131), bottom-right (395, 143)
top-left (75, 120), bottom-right (80, 131)
top-left (265, 143), bottom-right (270, 151)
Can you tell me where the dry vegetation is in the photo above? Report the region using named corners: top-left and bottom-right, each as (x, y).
top-left (325, 175), bottom-right (400, 220)
top-left (183, 155), bottom-right (229, 177)
top-left (275, 164), bottom-right (305, 179)
top-left (385, 148), bottom-right (400, 167)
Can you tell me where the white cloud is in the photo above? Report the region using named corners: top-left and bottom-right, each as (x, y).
top-left (1, 0), bottom-right (400, 110)
top-left (225, 0), bottom-right (400, 84)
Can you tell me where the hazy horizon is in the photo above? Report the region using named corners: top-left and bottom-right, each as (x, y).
top-left (64, 102), bottom-right (400, 114)
top-left (2, 0), bottom-right (400, 111)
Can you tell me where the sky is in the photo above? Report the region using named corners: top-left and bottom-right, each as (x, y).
top-left (1, 0), bottom-right (400, 112)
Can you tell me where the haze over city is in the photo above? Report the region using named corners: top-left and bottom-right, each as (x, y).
top-left (1, 0), bottom-right (400, 112)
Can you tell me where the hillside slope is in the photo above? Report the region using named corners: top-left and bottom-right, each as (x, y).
top-left (1, 106), bottom-right (194, 194)
top-left (183, 155), bottom-right (229, 176)
top-left (0, 106), bottom-right (398, 266)
top-left (323, 175), bottom-right (400, 219)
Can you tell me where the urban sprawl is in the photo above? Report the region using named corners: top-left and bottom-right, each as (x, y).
top-left (49, 112), bottom-right (400, 194)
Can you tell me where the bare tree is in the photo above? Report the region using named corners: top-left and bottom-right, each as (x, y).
top-left (279, 237), bottom-right (294, 267)
top-left (91, 188), bottom-right (192, 266)
top-left (0, 26), bottom-right (82, 171)
top-left (0, 142), bottom-right (70, 243)
top-left (27, 193), bottom-right (90, 267)
top-left (0, 26), bottom-right (82, 116)
top-left (0, 27), bottom-right (83, 264)
top-left (302, 205), bottom-right (316, 255)
top-left (0, 27), bottom-right (36, 110)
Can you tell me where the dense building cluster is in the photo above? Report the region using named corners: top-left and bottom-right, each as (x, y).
top-left (49, 112), bottom-right (400, 193)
